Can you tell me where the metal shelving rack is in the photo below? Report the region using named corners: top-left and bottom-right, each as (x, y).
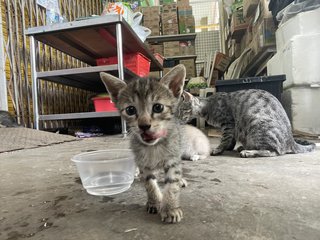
top-left (25, 15), bottom-right (163, 134)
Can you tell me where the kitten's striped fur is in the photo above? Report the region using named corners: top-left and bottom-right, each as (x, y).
top-left (177, 89), bottom-right (315, 157)
top-left (100, 65), bottom-right (186, 223)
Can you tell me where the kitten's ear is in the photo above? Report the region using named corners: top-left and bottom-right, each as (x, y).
top-left (160, 64), bottom-right (186, 98)
top-left (182, 91), bottom-right (193, 102)
top-left (100, 72), bottom-right (127, 102)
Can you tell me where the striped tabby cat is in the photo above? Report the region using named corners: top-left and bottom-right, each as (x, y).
top-left (0, 110), bottom-right (19, 128)
top-left (100, 65), bottom-right (187, 223)
top-left (177, 89), bottom-right (315, 158)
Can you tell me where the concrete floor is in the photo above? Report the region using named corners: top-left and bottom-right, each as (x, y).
top-left (1, 135), bottom-right (320, 240)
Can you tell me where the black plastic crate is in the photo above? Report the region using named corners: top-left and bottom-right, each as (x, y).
top-left (215, 75), bottom-right (286, 101)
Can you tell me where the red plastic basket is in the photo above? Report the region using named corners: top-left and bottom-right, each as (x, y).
top-left (96, 53), bottom-right (151, 77)
top-left (92, 96), bottom-right (118, 112)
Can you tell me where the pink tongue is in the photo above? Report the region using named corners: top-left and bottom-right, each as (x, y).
top-left (141, 130), bottom-right (167, 142)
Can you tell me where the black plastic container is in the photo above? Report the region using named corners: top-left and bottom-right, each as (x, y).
top-left (215, 75), bottom-right (286, 101)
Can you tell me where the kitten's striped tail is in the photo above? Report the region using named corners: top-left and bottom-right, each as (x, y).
top-left (292, 139), bottom-right (316, 153)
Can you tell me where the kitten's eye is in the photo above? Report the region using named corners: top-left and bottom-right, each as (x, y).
top-left (125, 106), bottom-right (136, 116)
top-left (152, 103), bottom-right (164, 113)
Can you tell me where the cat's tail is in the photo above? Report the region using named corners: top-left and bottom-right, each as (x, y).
top-left (292, 139), bottom-right (316, 153)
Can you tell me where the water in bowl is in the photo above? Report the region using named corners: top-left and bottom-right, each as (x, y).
top-left (83, 171), bottom-right (134, 196)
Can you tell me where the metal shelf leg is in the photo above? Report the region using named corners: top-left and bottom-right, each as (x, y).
top-left (30, 36), bottom-right (39, 130)
top-left (116, 23), bottom-right (127, 137)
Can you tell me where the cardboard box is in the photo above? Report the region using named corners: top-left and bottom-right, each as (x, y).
top-left (147, 43), bottom-right (164, 55)
top-left (140, 6), bottom-right (161, 18)
top-left (143, 20), bottom-right (161, 36)
top-left (160, 0), bottom-right (174, 3)
top-left (162, 5), bottom-right (179, 35)
top-left (164, 41), bottom-right (180, 56)
top-left (177, 0), bottom-right (190, 6)
top-left (243, 0), bottom-right (259, 17)
top-left (230, 10), bottom-right (250, 38)
top-left (178, 6), bottom-right (195, 34)
top-left (253, 17), bottom-right (275, 50)
top-left (180, 59), bottom-right (195, 79)
top-left (162, 23), bottom-right (179, 35)
top-left (252, 0), bottom-right (272, 26)
top-left (179, 41), bottom-right (195, 55)
top-left (213, 52), bottom-right (231, 72)
top-left (162, 3), bottom-right (177, 13)
top-left (178, 15), bottom-right (195, 34)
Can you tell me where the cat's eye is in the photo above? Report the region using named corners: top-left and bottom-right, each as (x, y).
top-left (152, 103), bottom-right (164, 113)
top-left (125, 106), bottom-right (136, 116)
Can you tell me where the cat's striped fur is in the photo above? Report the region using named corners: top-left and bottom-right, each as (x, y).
top-left (0, 110), bottom-right (19, 128)
top-left (177, 89), bottom-right (315, 157)
top-left (100, 65), bottom-right (186, 223)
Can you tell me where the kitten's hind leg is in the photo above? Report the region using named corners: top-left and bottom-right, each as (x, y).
top-left (240, 150), bottom-right (278, 158)
top-left (236, 146), bottom-right (244, 152)
top-left (140, 169), bottom-right (163, 214)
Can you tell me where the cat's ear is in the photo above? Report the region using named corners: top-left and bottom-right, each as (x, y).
top-left (160, 64), bottom-right (186, 98)
top-left (100, 72), bottom-right (127, 102)
top-left (182, 91), bottom-right (193, 102)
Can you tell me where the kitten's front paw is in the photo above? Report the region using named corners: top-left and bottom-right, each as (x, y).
top-left (179, 178), bottom-right (188, 188)
top-left (190, 155), bottom-right (200, 161)
top-left (146, 201), bottom-right (159, 214)
top-left (211, 148), bottom-right (223, 156)
top-left (240, 150), bottom-right (254, 158)
top-left (160, 207), bottom-right (183, 223)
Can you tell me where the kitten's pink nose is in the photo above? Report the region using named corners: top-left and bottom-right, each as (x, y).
top-left (139, 124), bottom-right (151, 131)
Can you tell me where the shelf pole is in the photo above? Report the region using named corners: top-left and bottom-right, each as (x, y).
top-left (30, 36), bottom-right (39, 129)
top-left (116, 22), bottom-right (127, 137)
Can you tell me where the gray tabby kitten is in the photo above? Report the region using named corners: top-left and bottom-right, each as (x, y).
top-left (177, 89), bottom-right (315, 158)
top-left (100, 64), bottom-right (186, 223)
top-left (0, 110), bottom-right (19, 128)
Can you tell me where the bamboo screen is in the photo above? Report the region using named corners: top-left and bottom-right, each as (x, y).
top-left (1, 0), bottom-right (103, 129)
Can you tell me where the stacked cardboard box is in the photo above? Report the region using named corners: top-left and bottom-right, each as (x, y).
top-left (140, 6), bottom-right (161, 36)
top-left (179, 59), bottom-right (195, 79)
top-left (230, 9), bottom-right (250, 39)
top-left (163, 41), bottom-right (180, 56)
top-left (249, 0), bottom-right (275, 54)
top-left (243, 0), bottom-right (259, 17)
top-left (147, 43), bottom-right (164, 55)
top-left (226, 0), bottom-right (275, 72)
top-left (177, 0), bottom-right (189, 6)
top-left (178, 6), bottom-right (195, 34)
top-left (162, 3), bottom-right (179, 35)
top-left (179, 41), bottom-right (195, 55)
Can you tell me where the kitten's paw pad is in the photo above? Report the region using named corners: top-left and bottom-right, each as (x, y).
top-left (160, 207), bottom-right (183, 223)
top-left (190, 155), bottom-right (200, 161)
top-left (179, 178), bottom-right (188, 188)
top-left (146, 202), bottom-right (159, 214)
top-left (211, 148), bottom-right (223, 156)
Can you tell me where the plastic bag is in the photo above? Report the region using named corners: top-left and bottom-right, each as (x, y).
top-left (132, 25), bottom-right (151, 42)
top-left (101, 2), bottom-right (151, 42)
top-left (277, 0), bottom-right (320, 26)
